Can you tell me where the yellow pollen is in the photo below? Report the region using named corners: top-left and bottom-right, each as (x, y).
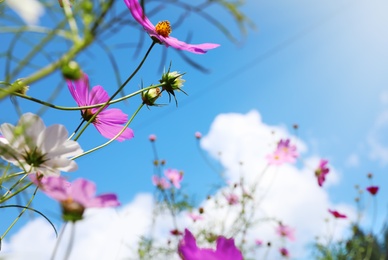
top-left (155, 20), bottom-right (172, 37)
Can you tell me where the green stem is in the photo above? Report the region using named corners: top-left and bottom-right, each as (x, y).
top-left (73, 41), bottom-right (156, 141)
top-left (4, 84), bottom-right (161, 111)
top-left (63, 3), bottom-right (80, 43)
top-left (0, 26), bottom-right (72, 39)
top-left (72, 103), bottom-right (144, 160)
top-left (0, 173), bottom-right (28, 202)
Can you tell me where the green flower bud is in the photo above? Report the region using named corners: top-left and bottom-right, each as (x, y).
top-left (61, 200), bottom-right (85, 222)
top-left (12, 78), bottom-right (29, 95)
top-left (142, 87), bottom-right (161, 106)
top-left (61, 61), bottom-right (82, 80)
top-left (160, 71), bottom-right (185, 91)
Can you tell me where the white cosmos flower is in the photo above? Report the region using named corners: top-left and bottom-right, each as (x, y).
top-left (0, 113), bottom-right (82, 176)
top-left (6, 0), bottom-right (45, 25)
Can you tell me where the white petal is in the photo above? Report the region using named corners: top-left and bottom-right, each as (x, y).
top-left (7, 0), bottom-right (45, 25)
top-left (38, 124), bottom-right (68, 153)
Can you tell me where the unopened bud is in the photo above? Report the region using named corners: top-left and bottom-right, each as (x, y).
top-left (142, 87), bottom-right (161, 106)
top-left (13, 78), bottom-right (29, 95)
top-left (61, 61), bottom-right (82, 80)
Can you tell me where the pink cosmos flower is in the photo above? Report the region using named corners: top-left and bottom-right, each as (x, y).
top-left (188, 213), bottom-right (204, 222)
top-left (195, 132), bottom-right (202, 139)
top-left (152, 175), bottom-right (171, 190)
top-left (39, 176), bottom-right (120, 221)
top-left (123, 0), bottom-right (220, 54)
top-left (276, 224), bottom-right (296, 241)
top-left (225, 193), bottom-right (239, 205)
top-left (315, 159), bottom-right (330, 187)
top-left (266, 139), bottom-right (298, 165)
top-left (165, 168), bottom-right (183, 189)
top-left (366, 186), bottom-right (379, 195)
top-left (255, 239), bottom-right (263, 246)
top-left (328, 209), bottom-right (347, 219)
top-left (149, 134), bottom-right (157, 142)
top-left (279, 247), bottom-right (290, 258)
top-left (178, 229), bottom-right (243, 260)
top-left (66, 73), bottom-right (134, 141)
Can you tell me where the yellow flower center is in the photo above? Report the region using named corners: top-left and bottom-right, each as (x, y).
top-left (155, 20), bottom-right (172, 37)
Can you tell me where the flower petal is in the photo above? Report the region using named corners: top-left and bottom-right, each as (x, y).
top-left (94, 122), bottom-right (134, 141)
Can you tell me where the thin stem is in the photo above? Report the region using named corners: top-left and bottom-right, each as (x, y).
top-left (72, 103), bottom-right (144, 160)
top-left (63, 3), bottom-right (80, 43)
top-left (73, 41), bottom-right (156, 141)
top-left (5, 84), bottom-right (161, 111)
top-left (51, 223), bottom-right (68, 260)
top-left (63, 222), bottom-right (76, 260)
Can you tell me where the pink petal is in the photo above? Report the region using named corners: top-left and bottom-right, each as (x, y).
top-left (94, 121), bottom-right (134, 141)
top-left (163, 36), bottom-right (220, 54)
top-left (89, 85), bottom-right (110, 110)
top-left (71, 178), bottom-right (96, 206)
top-left (98, 108), bottom-right (128, 124)
top-left (123, 0), bottom-right (156, 33)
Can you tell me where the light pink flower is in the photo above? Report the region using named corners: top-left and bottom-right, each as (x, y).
top-left (315, 159), bottom-right (330, 187)
top-left (165, 168), bottom-right (183, 189)
top-left (255, 239), bottom-right (263, 246)
top-left (123, 0), bottom-right (220, 54)
top-left (39, 176), bottom-right (119, 221)
top-left (195, 132), bottom-right (202, 139)
top-left (328, 209), bottom-right (347, 219)
top-left (276, 224), bottom-right (296, 241)
top-left (366, 186), bottom-right (379, 195)
top-left (149, 134), bottom-right (157, 142)
top-left (188, 213), bottom-right (204, 222)
top-left (225, 193), bottom-right (239, 205)
top-left (152, 175), bottom-right (171, 190)
top-left (266, 139), bottom-right (298, 165)
top-left (178, 229), bottom-right (243, 260)
top-left (66, 73), bottom-right (134, 141)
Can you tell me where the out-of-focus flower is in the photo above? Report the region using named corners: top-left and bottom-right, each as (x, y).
top-left (276, 223), bottom-right (296, 241)
top-left (279, 247), bottom-right (289, 258)
top-left (66, 73), bottom-right (134, 141)
top-left (0, 113), bottom-right (82, 176)
top-left (40, 176), bottom-right (120, 221)
top-left (123, 0), bottom-right (219, 54)
top-left (225, 193), bottom-right (239, 205)
top-left (328, 209), bottom-right (347, 219)
top-left (178, 229), bottom-right (243, 260)
top-left (7, 0), bottom-right (44, 25)
top-left (315, 159), bottom-right (330, 187)
top-left (152, 175), bottom-right (171, 190)
top-left (188, 213), bottom-right (204, 222)
top-left (165, 168), bottom-right (183, 189)
top-left (149, 134), bottom-right (157, 142)
top-left (195, 132), bottom-right (202, 139)
top-left (255, 239), bottom-right (263, 246)
top-left (266, 139), bottom-right (298, 165)
top-left (366, 186), bottom-right (379, 195)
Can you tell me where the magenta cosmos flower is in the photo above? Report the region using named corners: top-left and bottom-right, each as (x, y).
top-left (39, 176), bottom-right (120, 221)
top-left (315, 159), bottom-right (330, 187)
top-left (279, 247), bottom-right (290, 258)
top-left (66, 73), bottom-right (134, 141)
top-left (123, 0), bottom-right (220, 54)
top-left (276, 223), bottom-right (296, 241)
top-left (266, 139), bottom-right (298, 165)
top-left (366, 186), bottom-right (379, 195)
top-left (178, 229), bottom-right (243, 260)
top-left (328, 209), bottom-right (347, 219)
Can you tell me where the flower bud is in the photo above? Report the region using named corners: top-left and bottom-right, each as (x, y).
top-left (61, 61), bottom-right (82, 80)
top-left (12, 78), bottom-right (29, 95)
top-left (61, 200), bottom-right (85, 222)
top-left (142, 87), bottom-right (161, 106)
top-left (160, 71), bottom-right (185, 91)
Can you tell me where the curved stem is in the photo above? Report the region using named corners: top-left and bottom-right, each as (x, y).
top-left (72, 103), bottom-right (144, 160)
top-left (73, 41), bottom-right (156, 141)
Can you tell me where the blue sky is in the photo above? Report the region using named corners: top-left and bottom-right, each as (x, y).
top-left (1, 0), bottom-right (388, 259)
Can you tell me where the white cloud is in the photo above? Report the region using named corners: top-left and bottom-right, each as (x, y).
top-left (345, 153), bottom-right (360, 168)
top-left (368, 110), bottom-right (388, 165)
top-left (2, 110), bottom-right (354, 260)
top-left (6, 0), bottom-right (44, 25)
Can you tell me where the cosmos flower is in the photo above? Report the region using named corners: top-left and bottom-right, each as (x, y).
top-left (123, 0), bottom-right (220, 54)
top-left (266, 139), bottom-right (298, 165)
top-left (315, 159), bottom-right (330, 187)
top-left (194, 132), bottom-right (202, 139)
top-left (165, 168), bottom-right (183, 189)
top-left (66, 73), bottom-right (134, 141)
top-left (188, 213), bottom-right (204, 222)
top-left (225, 193), bottom-right (239, 205)
top-left (149, 134), bottom-right (157, 142)
top-left (366, 186), bottom-right (379, 195)
top-left (275, 223), bottom-right (296, 241)
top-left (0, 113), bottom-right (82, 176)
top-left (328, 209), bottom-right (347, 219)
top-left (40, 176), bottom-right (120, 221)
top-left (178, 229), bottom-right (243, 260)
top-left (152, 175), bottom-right (171, 190)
